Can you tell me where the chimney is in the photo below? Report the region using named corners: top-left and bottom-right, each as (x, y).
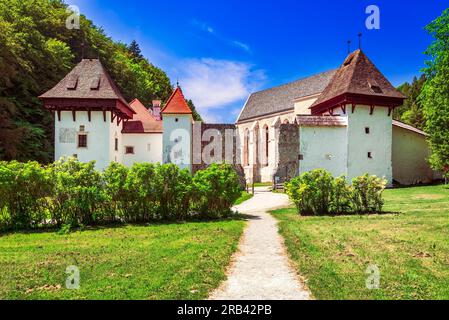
top-left (152, 100), bottom-right (161, 120)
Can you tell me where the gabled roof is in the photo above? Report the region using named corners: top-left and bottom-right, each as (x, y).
top-left (393, 120), bottom-right (427, 136)
top-left (122, 99), bottom-right (163, 134)
top-left (161, 86), bottom-right (192, 115)
top-left (310, 50), bottom-right (405, 114)
top-left (39, 59), bottom-right (134, 118)
top-left (237, 70), bottom-right (337, 123)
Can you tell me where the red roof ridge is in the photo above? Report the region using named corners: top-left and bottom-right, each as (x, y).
top-left (161, 86), bottom-right (193, 115)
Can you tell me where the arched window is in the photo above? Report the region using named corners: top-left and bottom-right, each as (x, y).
top-left (263, 125), bottom-right (269, 166)
top-left (243, 129), bottom-right (249, 166)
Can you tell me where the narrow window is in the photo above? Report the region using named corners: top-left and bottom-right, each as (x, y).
top-left (365, 127), bottom-right (370, 134)
top-left (79, 125), bottom-right (85, 132)
top-left (263, 126), bottom-right (269, 166)
top-left (125, 146), bottom-right (134, 154)
top-left (115, 138), bottom-right (118, 151)
top-left (147, 144), bottom-right (151, 152)
top-left (368, 152), bottom-right (373, 159)
top-left (243, 129), bottom-right (249, 166)
top-left (78, 134), bottom-right (87, 148)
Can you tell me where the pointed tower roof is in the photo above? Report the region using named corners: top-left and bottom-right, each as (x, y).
top-left (39, 59), bottom-right (134, 118)
top-left (310, 50), bottom-right (405, 115)
top-left (161, 86), bottom-right (193, 115)
top-left (122, 99), bottom-right (163, 133)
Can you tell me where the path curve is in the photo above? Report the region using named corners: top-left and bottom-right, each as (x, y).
top-left (209, 187), bottom-right (311, 300)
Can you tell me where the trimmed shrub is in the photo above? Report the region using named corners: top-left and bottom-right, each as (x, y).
top-left (51, 157), bottom-right (104, 226)
top-left (192, 164), bottom-right (241, 218)
top-left (0, 161), bottom-right (52, 229)
top-left (123, 163), bottom-right (158, 222)
top-left (285, 169), bottom-right (334, 215)
top-left (351, 174), bottom-right (387, 213)
top-left (154, 164), bottom-right (192, 220)
top-left (285, 169), bottom-right (387, 216)
top-left (103, 162), bottom-right (129, 221)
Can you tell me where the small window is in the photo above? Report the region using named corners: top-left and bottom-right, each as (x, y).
top-left (79, 125), bottom-right (85, 132)
top-left (365, 127), bottom-right (370, 134)
top-left (66, 74), bottom-right (79, 90)
top-left (147, 144), bottom-right (151, 152)
top-left (125, 146), bottom-right (134, 154)
top-left (368, 152), bottom-right (373, 159)
top-left (115, 138), bottom-right (118, 151)
top-left (175, 118), bottom-right (179, 122)
top-left (78, 134), bottom-right (87, 148)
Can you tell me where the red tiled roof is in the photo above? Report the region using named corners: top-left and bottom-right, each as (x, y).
top-left (310, 50), bottom-right (405, 114)
top-left (122, 99), bottom-right (163, 134)
top-left (161, 87), bottom-right (192, 114)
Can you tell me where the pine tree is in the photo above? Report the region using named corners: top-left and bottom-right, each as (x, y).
top-left (128, 40), bottom-right (143, 60)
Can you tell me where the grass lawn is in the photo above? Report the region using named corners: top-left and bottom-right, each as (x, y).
top-left (234, 191), bottom-right (254, 205)
top-left (272, 185), bottom-right (449, 300)
top-left (0, 220), bottom-right (245, 300)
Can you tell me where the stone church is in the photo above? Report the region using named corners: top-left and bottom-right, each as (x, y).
top-left (236, 50), bottom-right (439, 186)
top-left (39, 50), bottom-right (439, 186)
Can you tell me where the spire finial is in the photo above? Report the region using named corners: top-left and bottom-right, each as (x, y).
top-left (347, 40), bottom-right (351, 54)
top-left (358, 32), bottom-right (362, 50)
top-left (176, 78), bottom-right (180, 88)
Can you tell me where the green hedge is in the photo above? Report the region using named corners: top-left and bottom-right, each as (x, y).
top-left (0, 159), bottom-right (241, 231)
top-left (285, 169), bottom-right (387, 216)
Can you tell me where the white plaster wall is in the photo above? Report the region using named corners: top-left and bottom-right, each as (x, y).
top-left (347, 105), bottom-right (393, 184)
top-left (109, 118), bottom-right (123, 164)
top-left (162, 114), bottom-right (192, 172)
top-left (294, 96), bottom-right (318, 115)
top-left (392, 126), bottom-right (435, 185)
top-left (299, 125), bottom-right (348, 177)
top-left (55, 111), bottom-right (113, 170)
top-left (122, 134), bottom-right (163, 167)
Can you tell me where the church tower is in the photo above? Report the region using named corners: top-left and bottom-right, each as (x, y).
top-left (161, 86), bottom-right (194, 172)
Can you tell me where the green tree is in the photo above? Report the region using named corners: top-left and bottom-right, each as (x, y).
top-left (395, 75), bottom-right (426, 130)
top-left (128, 40), bottom-right (143, 61)
top-left (0, 0), bottom-right (173, 162)
top-left (420, 8), bottom-right (449, 177)
top-left (186, 99), bottom-right (203, 122)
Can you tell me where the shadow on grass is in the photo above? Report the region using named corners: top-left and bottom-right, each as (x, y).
top-left (0, 212), bottom-right (254, 237)
top-left (271, 208), bottom-right (401, 218)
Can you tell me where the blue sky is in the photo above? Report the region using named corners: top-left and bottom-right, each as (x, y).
top-left (71, 0), bottom-right (449, 123)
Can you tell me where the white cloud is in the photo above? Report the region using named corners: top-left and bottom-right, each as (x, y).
top-left (178, 58), bottom-right (265, 111)
top-left (191, 19), bottom-right (215, 34)
top-left (232, 41), bottom-right (250, 52)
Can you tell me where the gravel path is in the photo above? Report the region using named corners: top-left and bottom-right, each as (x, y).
top-left (209, 187), bottom-right (311, 300)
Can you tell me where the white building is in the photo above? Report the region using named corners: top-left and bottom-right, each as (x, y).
top-left (39, 59), bottom-right (192, 171)
top-left (236, 50), bottom-right (440, 186)
top-left (40, 53), bottom-right (440, 186)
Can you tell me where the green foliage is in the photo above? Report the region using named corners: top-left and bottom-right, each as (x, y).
top-left (51, 157), bottom-right (104, 226)
top-left (285, 169), bottom-right (334, 215)
top-left (155, 164), bottom-right (192, 220)
top-left (0, 161), bottom-right (52, 229)
top-left (187, 99), bottom-right (203, 122)
top-left (0, 0), bottom-right (174, 163)
top-left (395, 75), bottom-right (426, 130)
top-left (192, 164), bottom-right (241, 218)
top-left (0, 159), bottom-right (241, 230)
top-left (420, 8), bottom-right (449, 177)
top-left (351, 174), bottom-right (387, 213)
top-left (285, 169), bottom-right (387, 216)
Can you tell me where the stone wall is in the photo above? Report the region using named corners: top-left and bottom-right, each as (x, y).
top-left (192, 123), bottom-right (246, 187)
top-left (273, 124), bottom-right (299, 182)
